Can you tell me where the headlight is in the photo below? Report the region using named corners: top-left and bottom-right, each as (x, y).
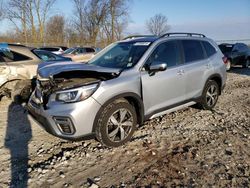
top-left (55, 84), bottom-right (98, 103)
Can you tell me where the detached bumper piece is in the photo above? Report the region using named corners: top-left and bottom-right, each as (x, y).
top-left (53, 116), bottom-right (75, 135)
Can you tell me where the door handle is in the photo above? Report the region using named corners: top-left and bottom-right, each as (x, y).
top-left (177, 70), bottom-right (184, 75)
top-left (206, 64), bottom-right (211, 69)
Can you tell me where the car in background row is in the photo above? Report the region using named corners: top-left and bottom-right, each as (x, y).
top-left (62, 47), bottom-right (96, 63)
top-left (38, 46), bottom-right (68, 55)
top-left (218, 43), bottom-right (250, 70)
top-left (0, 43), bottom-right (71, 102)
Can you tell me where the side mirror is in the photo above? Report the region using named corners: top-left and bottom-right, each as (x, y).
top-left (149, 63), bottom-right (167, 72)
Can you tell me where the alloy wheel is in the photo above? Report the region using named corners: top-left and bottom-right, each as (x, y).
top-left (106, 108), bottom-right (133, 142)
top-left (206, 84), bottom-right (218, 107)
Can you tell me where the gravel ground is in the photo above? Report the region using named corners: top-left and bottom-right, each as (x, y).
top-left (0, 68), bottom-right (249, 188)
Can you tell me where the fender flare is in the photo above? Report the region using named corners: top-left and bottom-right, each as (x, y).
top-left (92, 92), bottom-right (144, 133)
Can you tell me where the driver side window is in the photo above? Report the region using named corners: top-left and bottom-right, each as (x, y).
top-left (146, 40), bottom-right (180, 68)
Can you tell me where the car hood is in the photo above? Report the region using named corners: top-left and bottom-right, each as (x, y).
top-left (38, 61), bottom-right (121, 79)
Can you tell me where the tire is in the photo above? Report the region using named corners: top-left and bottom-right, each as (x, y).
top-left (226, 59), bottom-right (231, 71)
top-left (242, 59), bottom-right (250, 68)
top-left (199, 80), bottom-right (219, 110)
top-left (95, 99), bottom-right (137, 147)
top-left (11, 80), bottom-right (32, 104)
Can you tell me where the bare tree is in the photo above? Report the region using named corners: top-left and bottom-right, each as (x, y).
top-left (6, 0), bottom-right (29, 44)
top-left (103, 0), bottom-right (130, 42)
top-left (72, 0), bottom-right (87, 43)
top-left (33, 0), bottom-right (57, 43)
top-left (146, 14), bottom-right (170, 36)
top-left (84, 0), bottom-right (108, 45)
top-left (0, 0), bottom-right (4, 21)
top-left (46, 15), bottom-right (65, 44)
top-left (72, 0), bottom-right (108, 45)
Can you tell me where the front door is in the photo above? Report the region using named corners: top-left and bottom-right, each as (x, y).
top-left (141, 40), bottom-right (186, 116)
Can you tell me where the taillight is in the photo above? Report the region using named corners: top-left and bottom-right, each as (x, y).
top-left (222, 56), bottom-right (228, 64)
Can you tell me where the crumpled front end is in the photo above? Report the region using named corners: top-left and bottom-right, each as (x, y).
top-left (27, 63), bottom-right (121, 140)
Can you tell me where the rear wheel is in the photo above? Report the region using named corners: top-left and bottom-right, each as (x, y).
top-left (95, 99), bottom-right (137, 147)
top-left (199, 80), bottom-right (219, 110)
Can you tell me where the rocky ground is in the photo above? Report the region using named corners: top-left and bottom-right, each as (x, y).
top-left (0, 68), bottom-right (249, 188)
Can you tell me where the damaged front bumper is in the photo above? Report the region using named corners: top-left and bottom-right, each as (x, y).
top-left (27, 88), bottom-right (102, 140)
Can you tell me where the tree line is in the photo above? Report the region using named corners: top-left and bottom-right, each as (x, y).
top-left (0, 0), bottom-right (170, 47)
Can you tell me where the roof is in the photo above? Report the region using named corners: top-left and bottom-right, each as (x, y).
top-left (121, 33), bottom-right (207, 43)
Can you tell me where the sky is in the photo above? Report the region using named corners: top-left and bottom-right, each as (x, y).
top-left (1, 0), bottom-right (250, 41)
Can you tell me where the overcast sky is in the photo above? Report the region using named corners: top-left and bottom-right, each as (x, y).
top-left (1, 0), bottom-right (250, 41)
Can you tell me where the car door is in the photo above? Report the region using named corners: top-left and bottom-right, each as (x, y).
top-left (4, 50), bottom-right (39, 79)
top-left (180, 40), bottom-right (211, 99)
top-left (141, 40), bottom-right (186, 116)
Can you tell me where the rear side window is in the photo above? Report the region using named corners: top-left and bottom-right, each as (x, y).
top-left (202, 41), bottom-right (216, 57)
top-left (0, 50), bottom-right (31, 62)
top-left (146, 40), bottom-right (181, 68)
top-left (182, 40), bottom-right (205, 63)
top-left (86, 48), bottom-right (95, 53)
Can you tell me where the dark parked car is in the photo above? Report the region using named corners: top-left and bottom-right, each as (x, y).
top-left (219, 43), bottom-right (250, 70)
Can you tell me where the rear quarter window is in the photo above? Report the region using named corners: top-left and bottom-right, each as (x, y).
top-left (86, 48), bottom-right (95, 53)
top-left (202, 41), bottom-right (216, 57)
top-left (182, 40), bottom-right (205, 63)
top-left (0, 50), bottom-right (31, 62)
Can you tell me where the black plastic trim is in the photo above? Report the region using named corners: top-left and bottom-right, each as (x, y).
top-left (144, 97), bottom-right (201, 121)
top-left (92, 92), bottom-right (144, 132)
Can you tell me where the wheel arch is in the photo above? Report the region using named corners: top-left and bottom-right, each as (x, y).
top-left (92, 92), bottom-right (144, 133)
top-left (204, 74), bottom-right (223, 95)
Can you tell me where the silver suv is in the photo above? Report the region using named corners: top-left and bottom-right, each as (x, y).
top-left (28, 33), bottom-right (227, 147)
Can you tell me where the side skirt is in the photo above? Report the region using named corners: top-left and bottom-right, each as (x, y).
top-left (149, 101), bottom-right (196, 119)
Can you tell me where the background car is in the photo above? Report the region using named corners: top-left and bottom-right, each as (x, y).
top-left (219, 43), bottom-right (250, 70)
top-left (38, 46), bottom-right (68, 55)
top-left (62, 47), bottom-right (96, 63)
top-left (0, 44), bottom-right (71, 102)
top-left (0, 44), bottom-right (42, 101)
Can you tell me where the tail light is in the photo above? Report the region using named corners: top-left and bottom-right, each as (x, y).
top-left (222, 56), bottom-right (228, 64)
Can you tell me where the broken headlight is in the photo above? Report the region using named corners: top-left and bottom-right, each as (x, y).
top-left (55, 83), bottom-right (98, 103)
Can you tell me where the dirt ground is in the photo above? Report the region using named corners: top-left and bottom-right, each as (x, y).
top-left (0, 68), bottom-right (249, 188)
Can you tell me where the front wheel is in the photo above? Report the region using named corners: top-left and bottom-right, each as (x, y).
top-left (199, 80), bottom-right (219, 110)
top-left (95, 99), bottom-right (137, 147)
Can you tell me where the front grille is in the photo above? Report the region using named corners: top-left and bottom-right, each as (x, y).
top-left (53, 116), bottom-right (75, 135)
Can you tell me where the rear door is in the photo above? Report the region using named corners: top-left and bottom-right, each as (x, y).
top-left (180, 39), bottom-right (212, 99)
top-left (3, 50), bottom-right (39, 79)
top-left (141, 40), bottom-right (186, 116)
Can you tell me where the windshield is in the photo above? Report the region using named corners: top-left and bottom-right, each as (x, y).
top-left (64, 48), bottom-right (76, 54)
top-left (88, 42), bottom-right (151, 69)
top-left (34, 50), bottom-right (65, 61)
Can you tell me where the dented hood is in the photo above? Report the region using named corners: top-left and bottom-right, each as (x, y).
top-left (38, 61), bottom-right (121, 78)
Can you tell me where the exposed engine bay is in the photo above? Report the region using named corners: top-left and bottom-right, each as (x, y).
top-left (35, 70), bottom-right (120, 107)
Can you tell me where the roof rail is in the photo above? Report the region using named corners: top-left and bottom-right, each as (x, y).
top-left (123, 35), bottom-right (156, 40)
top-left (160, 32), bottom-right (206, 38)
